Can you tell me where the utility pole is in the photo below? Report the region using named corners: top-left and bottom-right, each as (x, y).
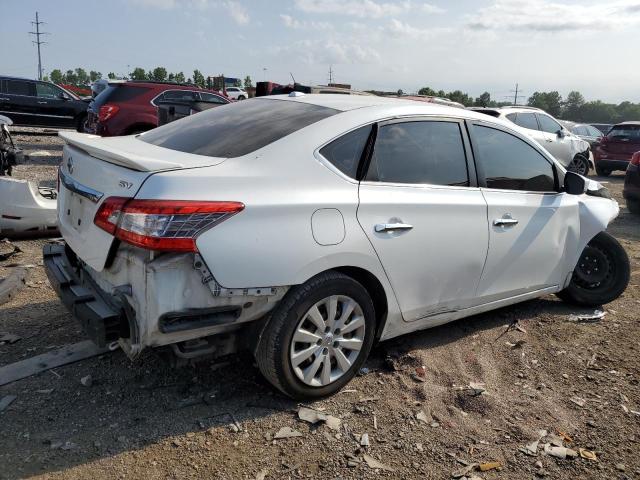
top-left (29, 12), bottom-right (49, 80)
top-left (328, 65), bottom-right (334, 85)
top-left (506, 83), bottom-right (526, 105)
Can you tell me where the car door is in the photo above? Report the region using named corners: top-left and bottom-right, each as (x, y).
top-left (34, 82), bottom-right (76, 128)
top-left (356, 118), bottom-right (489, 323)
top-left (537, 113), bottom-right (573, 164)
top-left (469, 122), bottom-right (580, 302)
top-left (1, 79), bottom-right (38, 125)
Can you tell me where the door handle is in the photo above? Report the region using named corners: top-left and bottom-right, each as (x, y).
top-left (0, 97), bottom-right (9, 101)
top-left (37, 101), bottom-right (48, 104)
top-left (493, 218), bottom-right (519, 227)
top-left (375, 223), bottom-right (413, 233)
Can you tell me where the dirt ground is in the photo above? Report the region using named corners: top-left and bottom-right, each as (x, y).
top-left (1, 128), bottom-right (639, 480)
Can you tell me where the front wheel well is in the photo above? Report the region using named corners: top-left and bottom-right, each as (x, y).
top-left (331, 266), bottom-right (388, 342)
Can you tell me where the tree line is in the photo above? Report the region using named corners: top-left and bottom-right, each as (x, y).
top-left (418, 86), bottom-right (639, 124)
top-left (46, 67), bottom-right (253, 89)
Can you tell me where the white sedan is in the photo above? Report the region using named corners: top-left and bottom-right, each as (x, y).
top-left (225, 86), bottom-right (248, 100)
top-left (46, 94), bottom-right (629, 398)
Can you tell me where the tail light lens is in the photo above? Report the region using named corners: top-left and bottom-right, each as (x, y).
top-left (631, 152), bottom-right (640, 166)
top-left (94, 198), bottom-right (244, 252)
top-left (98, 104), bottom-right (120, 122)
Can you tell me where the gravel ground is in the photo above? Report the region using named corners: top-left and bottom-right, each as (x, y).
top-left (1, 129), bottom-right (639, 480)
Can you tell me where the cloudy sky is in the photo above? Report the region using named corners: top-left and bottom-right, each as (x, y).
top-left (2, 0), bottom-right (639, 103)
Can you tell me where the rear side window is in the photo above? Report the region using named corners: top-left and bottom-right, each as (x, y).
top-left (156, 90), bottom-right (198, 103)
top-left (512, 112), bottom-right (539, 130)
top-left (6, 80), bottom-right (34, 96)
top-left (320, 125), bottom-right (371, 178)
top-left (473, 125), bottom-right (555, 192)
top-left (537, 114), bottom-right (562, 134)
top-left (199, 92), bottom-right (228, 104)
top-left (607, 125), bottom-right (640, 141)
top-left (140, 99), bottom-right (338, 158)
top-left (365, 121), bottom-right (469, 186)
top-left (92, 85), bottom-right (150, 109)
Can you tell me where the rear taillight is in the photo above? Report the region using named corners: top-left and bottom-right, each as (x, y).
top-left (98, 104), bottom-right (120, 122)
top-left (94, 198), bottom-right (244, 252)
top-left (631, 152), bottom-right (640, 166)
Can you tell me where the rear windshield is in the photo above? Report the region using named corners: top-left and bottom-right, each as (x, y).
top-left (140, 98), bottom-right (339, 158)
top-left (607, 125), bottom-right (640, 142)
top-left (92, 85), bottom-right (151, 109)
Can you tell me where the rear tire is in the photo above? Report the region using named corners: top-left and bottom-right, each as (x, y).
top-left (627, 199), bottom-right (640, 215)
top-left (557, 232), bottom-right (630, 307)
top-left (237, 95), bottom-right (246, 100)
top-left (595, 165), bottom-right (611, 177)
top-left (255, 271), bottom-right (376, 399)
top-left (76, 114), bottom-right (88, 133)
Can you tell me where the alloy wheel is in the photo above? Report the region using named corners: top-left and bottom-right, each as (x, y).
top-left (289, 295), bottom-right (365, 387)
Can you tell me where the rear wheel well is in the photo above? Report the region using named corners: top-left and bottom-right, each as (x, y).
top-left (332, 266), bottom-right (388, 341)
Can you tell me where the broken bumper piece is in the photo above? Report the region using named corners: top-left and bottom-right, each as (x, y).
top-left (43, 243), bottom-right (127, 348)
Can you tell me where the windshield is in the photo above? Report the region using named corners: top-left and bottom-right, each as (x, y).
top-left (140, 98), bottom-right (339, 158)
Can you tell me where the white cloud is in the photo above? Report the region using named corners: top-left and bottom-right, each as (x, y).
top-left (223, 1), bottom-right (250, 25)
top-left (273, 39), bottom-right (381, 65)
top-left (466, 0), bottom-right (640, 32)
top-left (294, 0), bottom-right (444, 19)
top-left (384, 18), bottom-right (448, 39)
top-left (280, 14), bottom-right (332, 30)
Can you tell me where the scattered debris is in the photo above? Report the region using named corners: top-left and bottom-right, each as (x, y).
top-left (521, 440), bottom-right (539, 456)
top-left (274, 427), bottom-right (303, 440)
top-left (362, 454), bottom-right (394, 472)
top-left (0, 340), bottom-right (115, 387)
top-left (452, 464), bottom-right (477, 478)
top-left (568, 310), bottom-right (606, 323)
top-left (479, 461), bottom-right (501, 471)
top-left (255, 469), bottom-right (268, 480)
top-left (543, 444), bottom-right (577, 459)
top-left (616, 463), bottom-right (626, 472)
top-left (0, 395), bottom-right (17, 412)
top-left (298, 407), bottom-right (343, 432)
top-left (416, 410), bottom-right (430, 424)
top-left (358, 367), bottom-right (370, 376)
top-left (80, 375), bottom-right (93, 387)
top-left (505, 340), bottom-right (526, 349)
top-left (360, 433), bottom-right (370, 446)
top-left (578, 448), bottom-right (597, 461)
top-left (0, 240), bottom-right (21, 261)
top-left (0, 267), bottom-right (27, 305)
top-left (467, 382), bottom-right (486, 396)
top-left (569, 397), bottom-right (586, 408)
top-left (0, 332), bottom-right (21, 344)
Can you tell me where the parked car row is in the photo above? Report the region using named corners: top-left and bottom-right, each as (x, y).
top-left (45, 93), bottom-right (631, 399)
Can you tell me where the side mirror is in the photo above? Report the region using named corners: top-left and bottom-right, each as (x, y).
top-left (564, 171), bottom-right (587, 195)
top-left (557, 129), bottom-right (565, 139)
top-left (58, 93), bottom-right (69, 101)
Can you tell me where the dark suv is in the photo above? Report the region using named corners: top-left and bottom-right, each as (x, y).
top-left (594, 122), bottom-right (640, 176)
top-left (0, 76), bottom-right (89, 130)
top-left (86, 81), bottom-right (229, 136)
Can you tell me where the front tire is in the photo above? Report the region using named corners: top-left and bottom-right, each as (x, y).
top-left (557, 232), bottom-right (630, 307)
top-left (568, 154), bottom-right (590, 176)
top-left (627, 199), bottom-right (640, 215)
top-left (237, 95), bottom-right (246, 100)
top-left (255, 271), bottom-right (376, 399)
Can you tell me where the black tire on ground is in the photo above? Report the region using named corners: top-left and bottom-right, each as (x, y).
top-left (557, 232), bottom-right (630, 307)
top-left (255, 271), bottom-right (376, 399)
top-left (237, 95), bottom-right (246, 100)
top-left (571, 154), bottom-right (590, 176)
top-left (627, 199), bottom-right (640, 215)
top-left (76, 114), bottom-right (88, 133)
top-left (595, 166), bottom-right (611, 177)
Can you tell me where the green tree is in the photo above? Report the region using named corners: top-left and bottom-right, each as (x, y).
top-left (397, 89), bottom-right (404, 96)
top-left (578, 101), bottom-right (617, 123)
top-left (192, 69), bottom-right (205, 88)
top-left (130, 67), bottom-right (147, 80)
top-left (174, 72), bottom-right (186, 83)
top-left (75, 68), bottom-right (89, 85)
top-left (168, 72), bottom-right (175, 82)
top-left (528, 91), bottom-right (563, 117)
top-left (418, 86), bottom-right (437, 96)
top-left (107, 72), bottom-right (117, 80)
top-left (563, 91), bottom-right (584, 120)
top-left (64, 69), bottom-right (78, 84)
top-left (42, 75), bottom-right (50, 82)
top-left (474, 92), bottom-right (492, 107)
top-left (50, 69), bottom-right (63, 84)
top-left (244, 75), bottom-right (253, 88)
top-left (89, 71), bottom-right (102, 82)
top-left (150, 67), bottom-right (167, 81)
top-left (446, 90), bottom-right (473, 107)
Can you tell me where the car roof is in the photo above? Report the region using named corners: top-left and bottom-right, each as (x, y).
top-left (0, 75), bottom-right (47, 83)
top-left (616, 121), bottom-right (640, 126)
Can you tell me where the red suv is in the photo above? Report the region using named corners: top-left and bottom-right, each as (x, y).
top-left (85, 81), bottom-right (229, 137)
top-left (594, 121), bottom-right (640, 176)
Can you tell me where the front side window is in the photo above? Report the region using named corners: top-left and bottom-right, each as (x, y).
top-left (537, 114), bottom-right (562, 134)
top-left (159, 90), bottom-right (198, 102)
top-left (140, 98), bottom-right (338, 158)
top-left (587, 126), bottom-right (602, 137)
top-left (36, 82), bottom-right (62, 98)
top-left (6, 80), bottom-right (33, 96)
top-left (320, 125), bottom-right (371, 179)
top-left (473, 125), bottom-right (556, 192)
top-left (199, 92), bottom-right (227, 104)
top-left (513, 112), bottom-right (539, 130)
top-left (365, 121), bottom-right (469, 186)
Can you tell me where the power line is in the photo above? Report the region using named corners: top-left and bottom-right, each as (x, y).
top-left (29, 11), bottom-right (50, 80)
top-left (505, 82), bottom-right (526, 105)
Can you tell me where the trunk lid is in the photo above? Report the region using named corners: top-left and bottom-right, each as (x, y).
top-left (603, 125), bottom-right (640, 157)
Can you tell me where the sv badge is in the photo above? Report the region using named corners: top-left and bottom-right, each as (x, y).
top-left (118, 180), bottom-right (134, 190)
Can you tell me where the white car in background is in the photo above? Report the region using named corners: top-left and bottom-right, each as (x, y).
top-left (225, 86), bottom-right (248, 100)
top-left (45, 95), bottom-right (629, 399)
top-left (472, 106), bottom-right (592, 176)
